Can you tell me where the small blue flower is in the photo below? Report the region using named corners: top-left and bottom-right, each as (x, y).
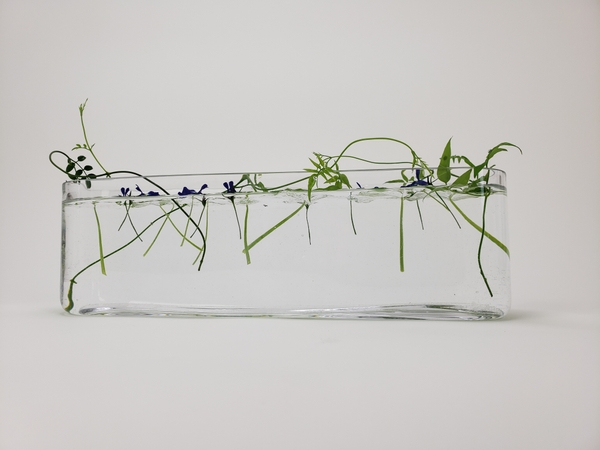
top-left (402, 169), bottom-right (432, 188)
top-left (120, 187), bottom-right (130, 197)
top-left (223, 181), bottom-right (236, 193)
top-left (178, 184), bottom-right (208, 196)
top-left (136, 184), bottom-right (160, 196)
top-left (178, 186), bottom-right (197, 196)
top-left (356, 182), bottom-right (363, 189)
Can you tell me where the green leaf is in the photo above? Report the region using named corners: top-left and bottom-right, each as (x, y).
top-left (437, 138), bottom-right (452, 183)
top-left (307, 176), bottom-right (316, 201)
top-left (66, 163), bottom-right (75, 172)
top-left (450, 155), bottom-right (475, 167)
top-left (338, 173), bottom-right (351, 189)
top-left (452, 169), bottom-right (472, 187)
top-left (84, 165), bottom-right (93, 171)
top-left (486, 147), bottom-right (507, 162)
top-left (77, 155), bottom-right (86, 161)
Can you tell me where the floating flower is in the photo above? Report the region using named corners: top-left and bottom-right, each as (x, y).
top-left (178, 184), bottom-right (208, 196)
top-left (135, 184), bottom-right (159, 196)
top-left (178, 186), bottom-right (196, 196)
top-left (223, 181), bottom-right (236, 193)
top-left (402, 168), bottom-right (431, 188)
top-left (120, 187), bottom-right (130, 197)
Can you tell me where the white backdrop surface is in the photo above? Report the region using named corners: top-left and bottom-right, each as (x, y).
top-left (0, 1), bottom-right (599, 449)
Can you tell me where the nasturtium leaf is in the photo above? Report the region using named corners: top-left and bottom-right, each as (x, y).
top-left (437, 139), bottom-right (452, 183)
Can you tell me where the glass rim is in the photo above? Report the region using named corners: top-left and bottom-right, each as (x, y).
top-left (61, 166), bottom-right (506, 186)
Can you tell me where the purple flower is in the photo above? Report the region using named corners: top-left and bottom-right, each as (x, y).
top-left (120, 187), bottom-right (130, 197)
top-left (178, 184), bottom-right (208, 196)
top-left (178, 186), bottom-right (197, 196)
top-left (402, 169), bottom-right (431, 188)
top-left (223, 181), bottom-right (236, 193)
top-left (136, 184), bottom-right (160, 196)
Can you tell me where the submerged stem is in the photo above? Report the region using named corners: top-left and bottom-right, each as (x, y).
top-left (93, 203), bottom-right (106, 275)
top-left (243, 203), bottom-right (251, 264)
top-left (349, 194), bottom-right (357, 235)
top-left (478, 190), bottom-right (493, 297)
top-left (66, 209), bottom-right (174, 312)
top-left (399, 196), bottom-right (405, 272)
top-left (243, 203), bottom-right (305, 256)
top-left (228, 196), bottom-right (242, 239)
top-left (181, 199), bottom-right (195, 246)
top-left (305, 204), bottom-right (312, 244)
top-left (448, 197), bottom-right (509, 257)
top-left (143, 207), bottom-right (173, 256)
top-left (415, 199), bottom-right (424, 230)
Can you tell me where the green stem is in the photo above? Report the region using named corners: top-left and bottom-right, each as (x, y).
top-left (180, 199), bottom-right (194, 246)
top-left (117, 200), bottom-right (143, 241)
top-left (93, 203), bottom-right (107, 275)
top-left (478, 191), bottom-right (493, 297)
top-left (399, 196), bottom-right (405, 272)
top-left (415, 198), bottom-right (424, 230)
top-left (79, 100), bottom-right (109, 175)
top-left (448, 197), bottom-right (509, 257)
top-left (159, 205), bottom-right (204, 253)
top-left (243, 203), bottom-right (305, 256)
top-left (228, 196), bottom-right (242, 239)
top-left (331, 137), bottom-right (433, 177)
top-left (143, 207), bottom-right (173, 256)
top-left (349, 194), bottom-right (357, 235)
top-left (243, 203), bottom-right (251, 264)
top-left (305, 204), bottom-right (312, 244)
top-left (66, 209), bottom-right (172, 312)
top-left (193, 201), bottom-right (209, 266)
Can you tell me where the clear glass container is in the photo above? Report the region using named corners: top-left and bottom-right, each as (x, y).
top-left (61, 168), bottom-right (511, 319)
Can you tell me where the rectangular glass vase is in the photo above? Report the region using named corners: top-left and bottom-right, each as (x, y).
top-left (61, 168), bottom-right (511, 320)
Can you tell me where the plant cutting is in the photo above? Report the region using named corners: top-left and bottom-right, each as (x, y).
top-left (52, 100), bottom-right (521, 319)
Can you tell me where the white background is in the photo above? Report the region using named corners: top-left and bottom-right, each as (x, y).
top-left (0, 1), bottom-right (599, 449)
